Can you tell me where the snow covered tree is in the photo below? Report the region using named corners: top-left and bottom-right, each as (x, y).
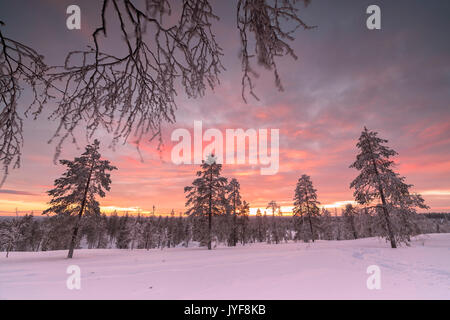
top-left (82, 213), bottom-right (108, 249)
top-left (116, 213), bottom-right (132, 249)
top-left (106, 211), bottom-right (120, 247)
top-left (173, 213), bottom-right (186, 247)
top-left (129, 214), bottom-right (144, 250)
top-left (43, 139), bottom-right (117, 258)
top-left (0, 217), bottom-right (24, 257)
top-left (227, 178), bottom-right (243, 246)
top-left (165, 210), bottom-right (176, 248)
top-left (142, 216), bottom-right (157, 250)
top-left (350, 127), bottom-right (429, 248)
top-left (293, 174), bottom-right (321, 242)
top-left (266, 200), bottom-right (281, 244)
top-left (40, 214), bottom-right (74, 251)
top-left (255, 208), bottom-right (266, 242)
top-left (356, 207), bottom-right (373, 238)
top-left (23, 214), bottom-right (43, 251)
top-left (14, 213), bottom-right (34, 251)
top-left (342, 204), bottom-right (358, 240)
top-left (319, 208), bottom-right (334, 240)
top-left (239, 200), bottom-right (250, 245)
top-left (184, 154), bottom-right (227, 250)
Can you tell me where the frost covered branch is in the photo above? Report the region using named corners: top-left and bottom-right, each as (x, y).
top-left (0, 20), bottom-right (51, 187)
top-left (237, 0), bottom-right (314, 101)
top-left (0, 0), bottom-right (314, 185)
top-left (48, 0), bottom-right (223, 160)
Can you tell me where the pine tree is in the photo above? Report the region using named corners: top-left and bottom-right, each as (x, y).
top-left (0, 217), bottom-right (24, 257)
top-left (185, 154), bottom-right (227, 250)
top-left (320, 208), bottom-right (334, 240)
top-left (266, 200), bottom-right (280, 244)
top-left (177, 213), bottom-right (186, 246)
top-left (15, 213), bottom-right (34, 251)
top-left (142, 216), bottom-right (154, 250)
top-left (342, 204), bottom-right (358, 240)
top-left (350, 127), bottom-right (428, 248)
top-left (239, 200), bottom-right (250, 245)
top-left (183, 216), bottom-right (193, 247)
top-left (96, 214), bottom-right (109, 248)
top-left (359, 207), bottom-right (373, 238)
top-left (293, 174), bottom-right (321, 242)
top-left (227, 178), bottom-right (243, 246)
top-left (27, 214), bottom-right (43, 251)
top-left (255, 208), bottom-right (265, 242)
top-left (130, 214), bottom-right (143, 250)
top-left (166, 209), bottom-right (176, 248)
top-left (334, 208), bottom-right (342, 240)
top-left (116, 213), bottom-right (132, 249)
top-left (43, 139), bottom-right (117, 258)
top-left (107, 211), bottom-right (120, 247)
top-left (83, 213), bottom-right (103, 249)
top-left (40, 214), bottom-right (74, 251)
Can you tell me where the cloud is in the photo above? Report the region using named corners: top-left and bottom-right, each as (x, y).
top-left (0, 0), bottom-right (449, 213)
top-left (420, 190), bottom-right (450, 196)
top-left (0, 189), bottom-right (37, 196)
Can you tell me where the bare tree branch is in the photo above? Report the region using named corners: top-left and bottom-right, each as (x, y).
top-left (0, 0), bottom-right (314, 186)
top-left (0, 22), bottom-right (51, 187)
top-left (47, 0), bottom-right (223, 161)
top-left (237, 0), bottom-right (314, 101)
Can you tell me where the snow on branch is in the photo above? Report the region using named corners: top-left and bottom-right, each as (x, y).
top-left (0, 21), bottom-right (51, 187)
top-left (47, 0), bottom-right (224, 161)
top-left (237, 0), bottom-right (314, 101)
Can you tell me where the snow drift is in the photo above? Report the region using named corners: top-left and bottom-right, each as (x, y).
top-left (1, 233), bottom-right (449, 300)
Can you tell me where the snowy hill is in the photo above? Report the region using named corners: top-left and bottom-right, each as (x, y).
top-left (1, 234), bottom-right (449, 300)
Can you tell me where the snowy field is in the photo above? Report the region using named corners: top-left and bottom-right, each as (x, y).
top-left (1, 233), bottom-right (449, 300)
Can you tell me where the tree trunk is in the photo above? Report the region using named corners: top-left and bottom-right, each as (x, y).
top-left (306, 200), bottom-right (314, 242)
top-left (364, 207), bottom-right (372, 237)
top-left (207, 169), bottom-right (212, 250)
top-left (350, 216), bottom-right (358, 239)
top-left (67, 158), bottom-right (95, 258)
top-left (232, 192), bottom-right (237, 246)
top-left (367, 139), bottom-right (396, 248)
top-left (373, 170), bottom-right (396, 248)
top-left (308, 216), bottom-right (314, 242)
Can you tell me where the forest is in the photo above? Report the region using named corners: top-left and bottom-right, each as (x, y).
top-left (1, 127), bottom-right (448, 258)
top-left (1, 208), bottom-right (449, 257)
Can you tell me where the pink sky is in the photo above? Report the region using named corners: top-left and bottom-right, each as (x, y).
top-left (1, 0), bottom-right (449, 215)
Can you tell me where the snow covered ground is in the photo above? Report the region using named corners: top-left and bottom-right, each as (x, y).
top-left (1, 233), bottom-right (449, 300)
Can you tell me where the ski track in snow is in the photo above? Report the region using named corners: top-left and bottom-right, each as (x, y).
top-left (0, 233), bottom-right (449, 299)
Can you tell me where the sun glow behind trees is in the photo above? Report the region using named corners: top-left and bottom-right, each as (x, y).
top-left (248, 201), bottom-right (358, 216)
top-left (0, 201), bottom-right (383, 217)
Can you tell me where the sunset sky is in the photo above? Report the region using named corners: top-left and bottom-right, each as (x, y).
top-left (1, 0), bottom-right (449, 216)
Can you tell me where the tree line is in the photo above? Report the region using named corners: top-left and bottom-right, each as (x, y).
top-left (1, 208), bottom-right (449, 258)
top-left (1, 127), bottom-right (446, 258)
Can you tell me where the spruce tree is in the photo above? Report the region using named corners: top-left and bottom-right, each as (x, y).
top-left (342, 204), bottom-right (358, 240)
top-left (116, 213), bottom-right (132, 249)
top-left (184, 154), bottom-right (227, 250)
top-left (262, 211), bottom-right (269, 243)
top-left (0, 216), bottom-right (24, 257)
top-left (43, 139), bottom-right (117, 258)
top-left (255, 208), bottom-right (265, 242)
top-left (239, 200), bottom-right (250, 245)
top-left (266, 200), bottom-right (280, 244)
top-left (320, 208), bottom-right (334, 240)
top-left (293, 174), bottom-right (321, 242)
top-left (227, 178), bottom-right (243, 246)
top-left (350, 127), bottom-right (428, 248)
